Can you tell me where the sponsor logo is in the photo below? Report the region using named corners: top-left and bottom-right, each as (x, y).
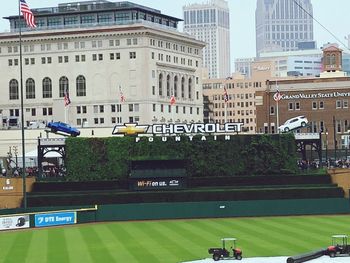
top-left (112, 122), bottom-right (244, 137)
top-left (112, 123), bottom-right (149, 136)
top-left (0, 215), bottom-right (30, 231)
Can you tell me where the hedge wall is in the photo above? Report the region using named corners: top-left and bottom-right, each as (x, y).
top-left (65, 134), bottom-right (297, 181)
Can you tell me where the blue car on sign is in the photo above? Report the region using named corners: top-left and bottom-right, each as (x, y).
top-left (47, 121), bottom-right (80, 137)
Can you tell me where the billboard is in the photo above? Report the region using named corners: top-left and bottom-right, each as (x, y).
top-left (0, 215), bottom-right (30, 231)
top-left (34, 211), bottom-right (77, 228)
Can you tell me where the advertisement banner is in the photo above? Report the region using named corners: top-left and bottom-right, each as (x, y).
top-left (0, 215), bottom-right (30, 231)
top-left (130, 178), bottom-right (187, 191)
top-left (34, 211), bottom-right (77, 228)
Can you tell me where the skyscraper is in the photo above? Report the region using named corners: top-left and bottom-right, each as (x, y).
top-left (255, 0), bottom-right (314, 56)
top-left (183, 0), bottom-right (230, 79)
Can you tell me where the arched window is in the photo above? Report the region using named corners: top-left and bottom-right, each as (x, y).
top-left (9, 79), bottom-right (19, 100)
top-left (181, 77), bottom-right (185, 98)
top-left (174, 76), bottom-right (178, 97)
top-left (59, 76), bottom-right (69, 98)
top-left (166, 74), bottom-right (171, 97)
top-left (158, 73), bottom-right (163, 96)
top-left (188, 78), bottom-right (192, 99)
top-left (330, 54), bottom-right (336, 65)
top-left (26, 78), bottom-right (35, 99)
top-left (42, 77), bottom-right (52, 98)
top-left (76, 75), bottom-right (86, 96)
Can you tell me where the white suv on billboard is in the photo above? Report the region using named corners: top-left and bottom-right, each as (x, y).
top-left (278, 116), bottom-right (308, 133)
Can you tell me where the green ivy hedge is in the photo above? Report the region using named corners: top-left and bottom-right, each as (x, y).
top-left (65, 134), bottom-right (297, 181)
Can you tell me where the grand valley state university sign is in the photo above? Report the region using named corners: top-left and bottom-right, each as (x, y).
top-left (281, 91), bottom-right (350, 100)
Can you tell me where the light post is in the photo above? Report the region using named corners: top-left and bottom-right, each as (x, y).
top-left (325, 130), bottom-right (328, 167)
top-left (12, 146), bottom-right (18, 172)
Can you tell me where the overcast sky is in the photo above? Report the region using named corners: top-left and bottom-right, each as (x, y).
top-left (1, 0), bottom-right (350, 63)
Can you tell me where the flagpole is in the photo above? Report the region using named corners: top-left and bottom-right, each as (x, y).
top-left (276, 80), bottom-right (279, 132)
top-left (18, 0), bottom-right (27, 209)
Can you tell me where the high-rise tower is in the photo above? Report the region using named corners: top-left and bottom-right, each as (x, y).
top-left (183, 0), bottom-right (230, 79)
top-left (255, 0), bottom-right (314, 56)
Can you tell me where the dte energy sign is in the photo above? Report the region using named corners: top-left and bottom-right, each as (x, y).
top-left (35, 211), bottom-right (77, 227)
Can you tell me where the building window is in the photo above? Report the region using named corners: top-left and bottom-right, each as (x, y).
top-left (270, 106), bottom-right (275, 115)
top-left (188, 78), bottom-right (192, 99)
top-left (312, 101), bottom-right (317, 110)
top-left (25, 78), bottom-right (35, 99)
top-left (42, 77), bottom-right (52, 98)
top-left (158, 73), bottom-right (163, 96)
top-left (344, 100), bottom-right (348, 108)
top-left (336, 100), bottom-right (342, 109)
top-left (295, 102), bottom-right (300, 110)
top-left (174, 76), bottom-right (178, 97)
top-left (129, 52), bottom-right (136, 59)
top-left (76, 75), bottom-right (86, 96)
top-left (319, 101), bottom-right (324, 109)
top-left (166, 75), bottom-right (171, 97)
top-left (153, 104), bottom-right (156, 111)
top-left (59, 76), bottom-right (69, 97)
top-left (9, 79), bottom-right (19, 100)
top-left (181, 77), bottom-right (185, 98)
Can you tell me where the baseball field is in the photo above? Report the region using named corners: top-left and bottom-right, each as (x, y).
top-left (1, 214), bottom-right (350, 263)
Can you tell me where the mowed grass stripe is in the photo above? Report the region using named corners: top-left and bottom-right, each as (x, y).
top-left (3, 230), bottom-right (33, 263)
top-left (24, 229), bottom-right (48, 263)
top-left (64, 227), bottom-right (94, 263)
top-left (78, 225), bottom-right (116, 263)
top-left (190, 218), bottom-right (270, 257)
top-left (106, 222), bottom-right (160, 263)
top-left (47, 228), bottom-right (69, 263)
top-left (206, 218), bottom-right (285, 256)
top-left (0, 231), bottom-right (19, 263)
top-left (93, 224), bottom-right (136, 262)
top-left (131, 222), bottom-right (184, 262)
top-left (157, 221), bottom-right (206, 256)
top-left (247, 218), bottom-right (319, 252)
top-left (310, 216), bottom-right (350, 231)
top-left (267, 217), bottom-right (336, 245)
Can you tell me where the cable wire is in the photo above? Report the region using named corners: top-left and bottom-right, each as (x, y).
top-left (292, 0), bottom-right (349, 51)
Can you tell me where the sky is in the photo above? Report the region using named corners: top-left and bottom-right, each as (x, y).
top-left (1, 0), bottom-right (350, 63)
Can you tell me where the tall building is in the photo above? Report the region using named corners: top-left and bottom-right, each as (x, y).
top-left (0, 1), bottom-right (205, 129)
top-left (255, 0), bottom-right (314, 56)
top-left (202, 60), bottom-right (272, 132)
top-left (183, 0), bottom-right (230, 79)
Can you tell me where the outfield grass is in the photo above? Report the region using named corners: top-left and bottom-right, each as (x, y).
top-left (0, 215), bottom-right (350, 263)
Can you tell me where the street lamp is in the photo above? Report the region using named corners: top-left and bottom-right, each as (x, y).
top-left (325, 129), bottom-right (328, 167)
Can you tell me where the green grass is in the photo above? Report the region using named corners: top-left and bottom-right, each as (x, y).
top-left (1, 215), bottom-right (350, 263)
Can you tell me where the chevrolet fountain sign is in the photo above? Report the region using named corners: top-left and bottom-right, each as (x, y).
top-left (112, 122), bottom-right (244, 142)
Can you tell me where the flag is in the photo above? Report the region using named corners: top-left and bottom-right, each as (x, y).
top-left (64, 88), bottom-right (71, 106)
top-left (273, 89), bottom-right (282, 102)
top-left (170, 95), bottom-right (176, 105)
top-left (224, 87), bottom-right (229, 103)
top-left (119, 85), bottom-right (126, 102)
top-left (20, 0), bottom-right (36, 28)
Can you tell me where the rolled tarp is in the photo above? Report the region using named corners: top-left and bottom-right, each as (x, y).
top-left (286, 249), bottom-right (326, 263)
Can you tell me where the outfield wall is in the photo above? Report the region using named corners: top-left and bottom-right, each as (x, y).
top-left (1, 198), bottom-right (349, 228)
top-left (90, 198), bottom-right (350, 222)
